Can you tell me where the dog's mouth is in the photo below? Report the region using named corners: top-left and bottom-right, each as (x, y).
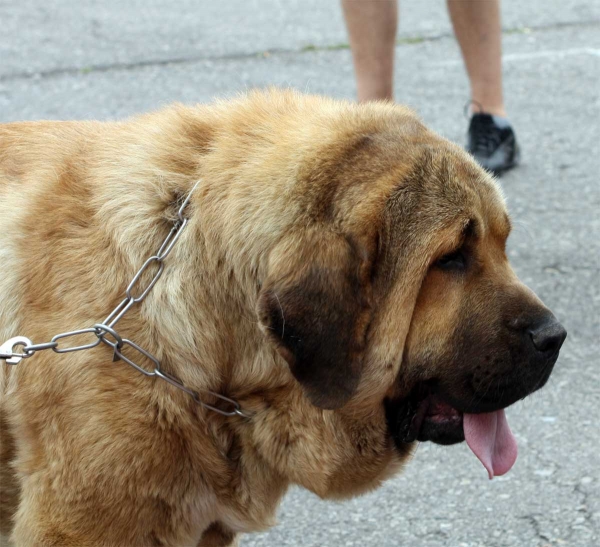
top-left (385, 382), bottom-right (518, 479)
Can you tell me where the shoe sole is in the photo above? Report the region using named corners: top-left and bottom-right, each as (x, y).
top-left (491, 146), bottom-right (521, 177)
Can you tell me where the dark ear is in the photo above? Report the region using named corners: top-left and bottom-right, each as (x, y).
top-left (258, 229), bottom-right (374, 409)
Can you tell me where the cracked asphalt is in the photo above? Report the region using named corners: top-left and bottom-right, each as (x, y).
top-left (1, 1), bottom-right (598, 546)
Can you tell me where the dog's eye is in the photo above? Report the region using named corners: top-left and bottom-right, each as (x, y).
top-left (436, 249), bottom-right (466, 271)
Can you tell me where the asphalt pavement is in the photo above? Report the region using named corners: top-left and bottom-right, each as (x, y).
top-left (1, 1), bottom-right (599, 546)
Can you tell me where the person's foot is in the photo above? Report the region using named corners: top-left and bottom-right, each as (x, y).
top-left (467, 113), bottom-right (521, 175)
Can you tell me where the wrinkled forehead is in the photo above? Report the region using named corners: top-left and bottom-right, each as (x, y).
top-left (325, 117), bottom-right (512, 251)
top-left (392, 146), bottom-right (509, 237)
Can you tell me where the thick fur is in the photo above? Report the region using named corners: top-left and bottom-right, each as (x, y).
top-left (0, 90), bottom-right (555, 546)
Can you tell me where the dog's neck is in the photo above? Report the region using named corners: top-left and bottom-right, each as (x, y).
top-left (99, 174), bottom-right (289, 410)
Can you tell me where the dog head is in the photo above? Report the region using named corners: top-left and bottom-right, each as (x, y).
top-left (255, 98), bottom-right (565, 485)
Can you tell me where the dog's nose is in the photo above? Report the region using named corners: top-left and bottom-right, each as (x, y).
top-left (528, 318), bottom-right (567, 354)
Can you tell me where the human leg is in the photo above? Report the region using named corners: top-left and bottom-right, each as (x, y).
top-left (447, 0), bottom-right (505, 117)
top-left (341, 0), bottom-right (398, 102)
top-left (447, 0), bottom-right (520, 174)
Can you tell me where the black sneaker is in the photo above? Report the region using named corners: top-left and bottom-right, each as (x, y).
top-left (467, 113), bottom-right (521, 175)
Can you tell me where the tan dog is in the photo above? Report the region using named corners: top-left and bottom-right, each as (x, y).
top-left (0, 90), bottom-right (566, 546)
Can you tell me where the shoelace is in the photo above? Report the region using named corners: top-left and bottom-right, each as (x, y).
top-left (470, 115), bottom-right (502, 155)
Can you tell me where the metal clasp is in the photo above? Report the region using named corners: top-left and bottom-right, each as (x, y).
top-left (0, 336), bottom-right (34, 365)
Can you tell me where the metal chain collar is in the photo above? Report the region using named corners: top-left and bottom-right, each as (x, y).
top-left (0, 182), bottom-right (249, 418)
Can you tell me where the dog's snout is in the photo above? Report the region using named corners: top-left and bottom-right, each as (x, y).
top-left (528, 318), bottom-right (567, 354)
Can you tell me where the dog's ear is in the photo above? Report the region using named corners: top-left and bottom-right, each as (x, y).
top-left (258, 228), bottom-right (375, 409)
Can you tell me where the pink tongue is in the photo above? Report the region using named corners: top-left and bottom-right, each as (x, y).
top-left (463, 410), bottom-right (518, 479)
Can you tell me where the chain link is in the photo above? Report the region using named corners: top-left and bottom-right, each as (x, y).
top-left (0, 182), bottom-right (250, 419)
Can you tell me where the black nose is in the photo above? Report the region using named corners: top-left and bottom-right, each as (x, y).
top-left (528, 319), bottom-right (567, 354)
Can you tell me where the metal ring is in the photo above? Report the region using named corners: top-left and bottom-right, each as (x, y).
top-left (177, 180), bottom-right (200, 221)
top-left (51, 329), bottom-right (102, 353)
top-left (93, 324), bottom-right (123, 349)
top-left (157, 218), bottom-right (188, 259)
top-left (113, 339), bottom-right (160, 377)
top-left (153, 370), bottom-right (251, 418)
top-left (23, 341), bottom-right (59, 356)
top-left (154, 369), bottom-right (195, 396)
top-left (125, 256), bottom-right (164, 303)
top-left (103, 297), bottom-right (135, 329)
top-left (233, 408), bottom-right (253, 419)
top-left (191, 390), bottom-right (245, 417)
